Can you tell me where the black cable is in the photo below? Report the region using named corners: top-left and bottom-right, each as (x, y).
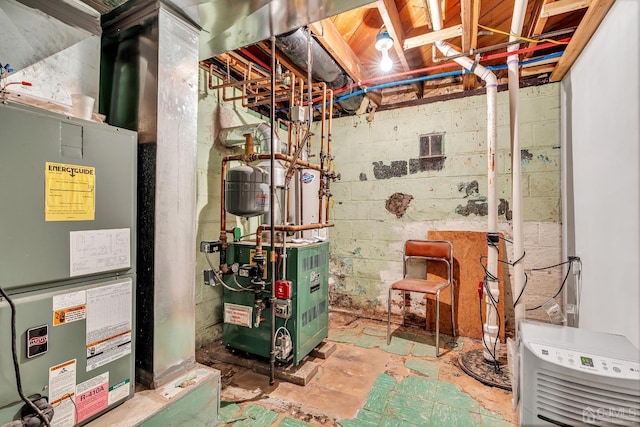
top-left (0, 285), bottom-right (53, 427)
top-left (526, 260), bottom-right (573, 312)
top-left (513, 272), bottom-right (528, 307)
top-left (484, 281), bottom-right (502, 374)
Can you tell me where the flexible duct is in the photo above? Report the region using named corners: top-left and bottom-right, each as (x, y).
top-left (427, 0), bottom-right (499, 362)
top-left (276, 28), bottom-right (364, 112)
top-left (218, 122), bottom-right (286, 154)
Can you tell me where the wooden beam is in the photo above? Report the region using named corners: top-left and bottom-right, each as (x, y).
top-left (525, 0), bottom-right (552, 57)
top-left (377, 0), bottom-right (409, 70)
top-left (550, 0), bottom-right (615, 81)
top-left (308, 19), bottom-right (365, 83)
top-left (521, 64), bottom-right (557, 77)
top-left (377, 0), bottom-right (422, 96)
top-left (541, 0), bottom-right (590, 18)
top-left (403, 25), bottom-right (464, 50)
top-left (421, 0), bottom-right (433, 30)
top-left (460, 0), bottom-right (481, 90)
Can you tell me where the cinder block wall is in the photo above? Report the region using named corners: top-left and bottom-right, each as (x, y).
top-left (325, 83), bottom-right (562, 324)
top-left (195, 78), bottom-right (563, 347)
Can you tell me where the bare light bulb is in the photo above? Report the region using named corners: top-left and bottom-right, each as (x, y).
top-left (380, 49), bottom-right (393, 72)
top-left (376, 30), bottom-right (394, 72)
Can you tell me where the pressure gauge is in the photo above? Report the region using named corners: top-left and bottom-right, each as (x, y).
top-left (231, 263), bottom-right (240, 274)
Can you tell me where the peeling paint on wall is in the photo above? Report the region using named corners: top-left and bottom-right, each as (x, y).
top-left (385, 192), bottom-right (414, 218)
top-left (372, 161), bottom-right (408, 179)
top-left (458, 180), bottom-right (479, 198)
top-left (329, 255), bottom-right (352, 292)
top-left (537, 154), bottom-right (551, 163)
top-left (499, 199), bottom-right (513, 220)
top-left (408, 156), bottom-right (446, 173)
top-left (455, 199), bottom-right (488, 216)
top-left (455, 198), bottom-right (512, 218)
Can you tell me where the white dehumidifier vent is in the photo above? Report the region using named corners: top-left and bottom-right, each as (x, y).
top-left (520, 321), bottom-right (640, 426)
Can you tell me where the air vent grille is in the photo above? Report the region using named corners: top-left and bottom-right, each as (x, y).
top-left (536, 368), bottom-right (640, 426)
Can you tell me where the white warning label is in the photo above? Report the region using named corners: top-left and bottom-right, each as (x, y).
top-left (224, 303), bottom-right (253, 328)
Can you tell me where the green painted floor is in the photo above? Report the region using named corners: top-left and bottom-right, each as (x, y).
top-left (213, 316), bottom-right (516, 426)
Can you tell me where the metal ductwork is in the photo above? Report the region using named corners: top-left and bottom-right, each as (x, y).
top-left (0, 0), bottom-right (100, 73)
top-left (218, 122), bottom-right (286, 154)
top-left (276, 28), bottom-right (364, 113)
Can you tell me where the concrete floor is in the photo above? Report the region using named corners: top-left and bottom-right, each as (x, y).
top-left (197, 312), bottom-right (517, 426)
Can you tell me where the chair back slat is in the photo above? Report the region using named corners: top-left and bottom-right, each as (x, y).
top-left (405, 240), bottom-right (451, 261)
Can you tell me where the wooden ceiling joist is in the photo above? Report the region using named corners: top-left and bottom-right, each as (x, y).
top-left (524, 0), bottom-right (553, 57)
top-left (403, 25), bottom-right (463, 50)
top-left (550, 0), bottom-right (615, 81)
top-left (541, 0), bottom-right (591, 18)
top-left (377, 0), bottom-right (423, 97)
top-left (460, 0), bottom-right (481, 90)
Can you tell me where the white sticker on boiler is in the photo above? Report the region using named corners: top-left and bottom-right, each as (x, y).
top-left (224, 303), bottom-right (253, 328)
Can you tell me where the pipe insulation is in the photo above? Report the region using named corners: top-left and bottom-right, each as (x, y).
top-left (427, 0), bottom-right (500, 362)
top-left (508, 0), bottom-right (528, 337)
top-left (276, 28), bottom-right (364, 112)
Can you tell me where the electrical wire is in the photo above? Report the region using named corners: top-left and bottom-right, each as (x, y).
top-left (478, 257), bottom-right (502, 373)
top-left (0, 285), bottom-right (53, 427)
top-left (204, 252), bottom-right (256, 292)
top-left (525, 259), bottom-right (574, 312)
top-left (478, 24), bottom-right (570, 45)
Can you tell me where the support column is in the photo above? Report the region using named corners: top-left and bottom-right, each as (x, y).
top-left (101, 0), bottom-right (199, 388)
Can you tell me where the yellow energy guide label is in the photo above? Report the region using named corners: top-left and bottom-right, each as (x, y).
top-left (45, 162), bottom-right (95, 221)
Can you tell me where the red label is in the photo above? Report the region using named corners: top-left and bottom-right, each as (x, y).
top-left (275, 280), bottom-right (291, 299)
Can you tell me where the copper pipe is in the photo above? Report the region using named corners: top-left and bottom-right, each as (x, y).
top-left (255, 223), bottom-right (335, 254)
top-left (210, 75), bottom-right (273, 90)
top-left (326, 89), bottom-right (334, 222)
top-left (318, 82), bottom-right (327, 225)
top-left (244, 133), bottom-right (254, 158)
top-left (289, 74), bottom-right (296, 109)
top-left (223, 153), bottom-right (322, 172)
top-left (220, 160), bottom-right (228, 241)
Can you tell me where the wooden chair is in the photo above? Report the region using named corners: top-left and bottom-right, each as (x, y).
top-left (386, 239), bottom-right (455, 357)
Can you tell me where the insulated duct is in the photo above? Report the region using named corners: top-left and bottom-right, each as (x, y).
top-left (218, 122), bottom-right (286, 154)
top-left (276, 28), bottom-right (364, 113)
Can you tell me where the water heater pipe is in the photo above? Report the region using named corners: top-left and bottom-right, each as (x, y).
top-left (508, 0), bottom-right (528, 338)
top-left (427, 0), bottom-right (500, 362)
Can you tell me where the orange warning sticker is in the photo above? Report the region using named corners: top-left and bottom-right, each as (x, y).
top-left (53, 305), bottom-right (87, 326)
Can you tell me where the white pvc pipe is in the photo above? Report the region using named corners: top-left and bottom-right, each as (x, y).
top-left (508, 0), bottom-right (528, 338)
top-left (428, 0), bottom-right (499, 361)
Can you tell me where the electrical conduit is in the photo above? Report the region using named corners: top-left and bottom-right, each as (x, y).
top-left (427, 0), bottom-right (499, 362)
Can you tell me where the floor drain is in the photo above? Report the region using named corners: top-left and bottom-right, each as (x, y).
top-left (458, 348), bottom-right (512, 390)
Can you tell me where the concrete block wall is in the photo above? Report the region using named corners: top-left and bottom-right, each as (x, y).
top-left (325, 83), bottom-right (563, 324)
top-left (194, 79), bottom-right (564, 348)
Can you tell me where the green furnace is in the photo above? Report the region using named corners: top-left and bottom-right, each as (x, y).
top-left (222, 241), bottom-right (329, 365)
top-left (0, 102), bottom-right (137, 426)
